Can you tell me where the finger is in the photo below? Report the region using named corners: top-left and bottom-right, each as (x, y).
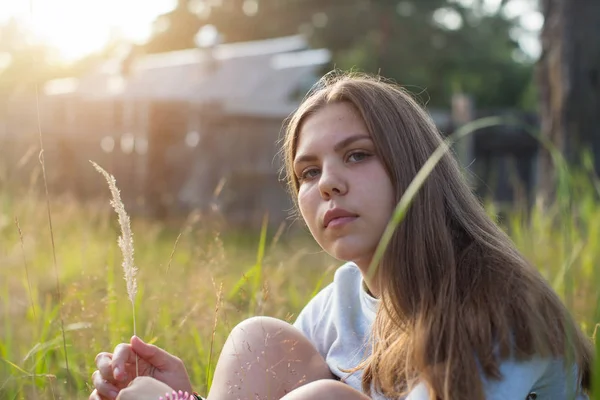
top-left (89, 388), bottom-right (112, 400)
top-left (92, 370), bottom-right (120, 400)
top-left (130, 336), bottom-right (180, 370)
top-left (111, 343), bottom-right (135, 381)
top-left (95, 352), bottom-right (112, 368)
top-left (89, 389), bottom-right (106, 400)
top-left (117, 377), bottom-right (172, 400)
top-left (115, 388), bottom-right (131, 400)
top-left (115, 383), bottom-right (137, 400)
top-left (96, 353), bottom-right (118, 384)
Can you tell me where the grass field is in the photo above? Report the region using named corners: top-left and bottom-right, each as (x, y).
top-left (1, 163), bottom-right (599, 399)
top-left (0, 185), bottom-right (338, 399)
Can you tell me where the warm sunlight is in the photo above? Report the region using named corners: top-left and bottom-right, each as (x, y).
top-left (0, 0), bottom-right (542, 62)
top-left (0, 0), bottom-right (176, 61)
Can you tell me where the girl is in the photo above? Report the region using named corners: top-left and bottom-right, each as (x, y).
top-left (90, 72), bottom-right (593, 400)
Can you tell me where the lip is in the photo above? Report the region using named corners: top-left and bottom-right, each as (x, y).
top-left (323, 208), bottom-right (358, 228)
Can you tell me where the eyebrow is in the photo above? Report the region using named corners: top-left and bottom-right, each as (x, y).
top-left (294, 134), bottom-right (372, 165)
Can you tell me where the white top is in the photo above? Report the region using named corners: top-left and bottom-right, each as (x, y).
top-left (293, 262), bottom-right (587, 399)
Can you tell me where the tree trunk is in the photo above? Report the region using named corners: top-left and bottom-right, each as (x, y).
top-left (536, 0), bottom-right (600, 202)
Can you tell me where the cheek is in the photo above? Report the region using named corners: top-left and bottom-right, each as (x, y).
top-left (297, 186), bottom-right (317, 227)
top-left (371, 165), bottom-right (394, 201)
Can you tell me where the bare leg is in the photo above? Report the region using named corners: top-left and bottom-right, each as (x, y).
top-left (207, 316), bottom-right (336, 400)
top-left (280, 380), bottom-right (372, 400)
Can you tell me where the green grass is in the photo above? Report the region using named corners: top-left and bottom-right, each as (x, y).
top-left (0, 190), bottom-right (336, 399)
top-left (1, 158), bottom-right (599, 399)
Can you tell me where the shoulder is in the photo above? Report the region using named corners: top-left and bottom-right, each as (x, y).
top-left (332, 261), bottom-right (363, 286)
top-left (293, 262), bottom-right (361, 327)
top-left (483, 356), bottom-right (588, 399)
top-left (292, 263), bottom-right (363, 350)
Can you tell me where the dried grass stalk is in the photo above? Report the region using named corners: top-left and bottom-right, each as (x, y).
top-left (91, 161), bottom-right (139, 375)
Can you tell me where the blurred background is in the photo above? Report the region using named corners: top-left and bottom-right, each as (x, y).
top-left (1, 1), bottom-right (599, 398)
top-left (2, 0), bottom-right (597, 228)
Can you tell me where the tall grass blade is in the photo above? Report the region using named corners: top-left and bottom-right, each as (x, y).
top-left (206, 282), bottom-right (223, 391)
top-left (14, 217), bottom-right (36, 318)
top-left (367, 116), bottom-right (504, 279)
top-left (593, 324), bottom-right (600, 399)
top-left (29, 0), bottom-right (69, 376)
top-left (166, 233), bottom-right (183, 275)
top-left (251, 214), bottom-right (269, 313)
top-left (2, 358), bottom-right (30, 375)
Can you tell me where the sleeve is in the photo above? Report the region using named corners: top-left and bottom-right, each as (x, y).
top-left (482, 357), bottom-right (550, 400)
top-left (529, 359), bottom-right (589, 399)
top-left (403, 358), bottom-right (555, 400)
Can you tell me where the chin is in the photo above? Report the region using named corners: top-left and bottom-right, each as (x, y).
top-left (327, 239), bottom-right (372, 266)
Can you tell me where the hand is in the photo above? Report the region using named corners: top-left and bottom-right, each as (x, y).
top-left (90, 336), bottom-right (193, 400)
top-left (116, 376), bottom-right (174, 400)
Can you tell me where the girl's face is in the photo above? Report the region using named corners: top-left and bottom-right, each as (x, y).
top-left (294, 102), bottom-right (395, 270)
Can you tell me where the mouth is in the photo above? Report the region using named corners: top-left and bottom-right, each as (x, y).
top-left (323, 208), bottom-right (359, 228)
top-left (326, 216), bottom-right (357, 228)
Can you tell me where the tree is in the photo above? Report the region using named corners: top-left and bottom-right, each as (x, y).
top-left (206, 0), bottom-right (534, 108)
top-left (536, 0), bottom-right (600, 200)
top-left (144, 0), bottom-right (202, 53)
top-left (139, 0), bottom-right (534, 109)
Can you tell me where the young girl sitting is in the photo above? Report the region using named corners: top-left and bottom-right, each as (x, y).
top-left (90, 72), bottom-right (593, 400)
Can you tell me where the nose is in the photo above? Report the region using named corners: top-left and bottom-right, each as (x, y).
top-left (318, 163), bottom-right (347, 199)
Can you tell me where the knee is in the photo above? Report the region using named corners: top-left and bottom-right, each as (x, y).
top-left (231, 316), bottom-right (285, 336)
top-left (300, 380), bottom-right (346, 391)
top-left (229, 316), bottom-right (300, 345)
top-left (225, 317), bottom-right (288, 354)
top-left (225, 316), bottom-right (331, 376)
top-left (282, 380), bottom-right (370, 400)
top-left (216, 316), bottom-right (295, 375)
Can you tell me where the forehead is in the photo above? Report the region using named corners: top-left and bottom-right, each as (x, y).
top-left (296, 102), bottom-right (369, 154)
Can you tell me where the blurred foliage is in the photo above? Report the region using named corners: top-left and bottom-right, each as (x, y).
top-left (0, 0), bottom-right (537, 110)
top-left (0, 161), bottom-right (599, 398)
top-left (145, 0), bottom-right (536, 109)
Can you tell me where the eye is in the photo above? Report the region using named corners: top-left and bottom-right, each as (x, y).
top-left (300, 168), bottom-right (320, 181)
top-left (347, 151), bottom-right (370, 163)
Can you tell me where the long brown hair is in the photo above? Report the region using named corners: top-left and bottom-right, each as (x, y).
top-left (282, 71), bottom-right (593, 399)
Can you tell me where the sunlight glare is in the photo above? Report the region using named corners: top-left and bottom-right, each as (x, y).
top-left (0, 0), bottom-right (176, 61)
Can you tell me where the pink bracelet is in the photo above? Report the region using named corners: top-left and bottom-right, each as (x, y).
top-left (157, 389), bottom-right (205, 400)
top-left (158, 390), bottom-right (193, 400)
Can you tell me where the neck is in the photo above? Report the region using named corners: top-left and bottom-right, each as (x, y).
top-left (354, 259), bottom-right (380, 298)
